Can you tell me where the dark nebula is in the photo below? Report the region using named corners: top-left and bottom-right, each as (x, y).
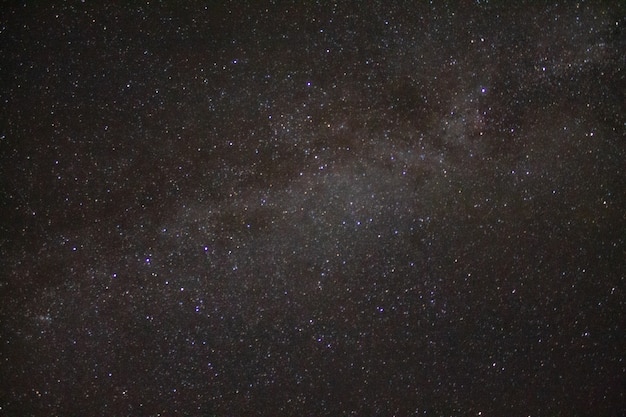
top-left (1, 1), bottom-right (624, 416)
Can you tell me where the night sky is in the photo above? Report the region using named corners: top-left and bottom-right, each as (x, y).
top-left (1, 1), bottom-right (625, 416)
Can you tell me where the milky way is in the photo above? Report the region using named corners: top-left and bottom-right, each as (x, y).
top-left (1, 2), bottom-right (624, 415)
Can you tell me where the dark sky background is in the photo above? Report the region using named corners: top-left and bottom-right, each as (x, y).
top-left (1, 1), bottom-right (624, 416)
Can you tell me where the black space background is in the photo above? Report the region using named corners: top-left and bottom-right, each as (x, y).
top-left (1, 1), bottom-right (625, 416)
